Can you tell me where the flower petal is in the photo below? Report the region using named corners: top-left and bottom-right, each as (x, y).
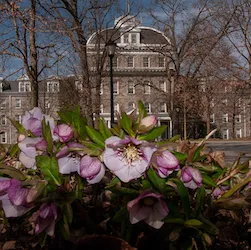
top-left (87, 163), bottom-right (106, 184)
top-left (58, 156), bottom-right (79, 174)
top-left (129, 204), bottom-right (151, 224)
top-left (8, 179), bottom-right (29, 206)
top-left (19, 152), bottom-right (37, 169)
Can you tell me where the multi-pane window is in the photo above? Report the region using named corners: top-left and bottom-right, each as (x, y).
top-left (1, 116), bottom-right (6, 125)
top-left (15, 98), bottom-right (21, 108)
top-left (124, 34), bottom-right (129, 43)
top-left (128, 81), bottom-right (135, 94)
top-left (0, 132), bottom-right (7, 144)
top-left (160, 103), bottom-right (167, 113)
top-left (144, 81), bottom-right (151, 94)
top-left (19, 82), bottom-right (31, 92)
top-left (114, 103), bottom-right (120, 113)
top-left (131, 34), bottom-right (137, 44)
top-left (15, 115), bottom-right (22, 124)
top-left (236, 129), bottom-right (242, 138)
top-left (100, 82), bottom-right (103, 95)
top-left (160, 81), bottom-right (166, 92)
top-left (128, 102), bottom-right (135, 111)
top-left (158, 57), bottom-right (165, 67)
top-left (113, 57), bottom-right (118, 68)
top-left (0, 99), bottom-right (6, 109)
top-left (100, 104), bottom-right (104, 114)
top-left (210, 114), bottom-right (215, 123)
top-left (222, 129), bottom-right (229, 139)
top-left (47, 82), bottom-right (59, 92)
top-left (222, 114), bottom-right (228, 123)
top-left (144, 103), bottom-right (151, 113)
top-left (235, 114), bottom-right (241, 123)
top-left (143, 57), bottom-right (149, 67)
top-left (127, 56), bottom-right (134, 67)
top-left (45, 100), bottom-right (50, 109)
top-left (113, 81), bottom-right (119, 95)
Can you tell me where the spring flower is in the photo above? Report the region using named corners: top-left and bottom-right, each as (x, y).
top-left (138, 115), bottom-right (157, 134)
top-left (78, 155), bottom-right (105, 184)
top-left (18, 137), bottom-right (43, 169)
top-left (180, 166), bottom-right (202, 190)
top-left (103, 136), bottom-right (155, 183)
top-left (212, 186), bottom-right (229, 198)
top-left (127, 190), bottom-right (169, 229)
top-left (0, 178), bottom-right (30, 217)
top-left (153, 150), bottom-right (180, 178)
top-left (53, 124), bottom-right (73, 142)
top-left (56, 142), bottom-right (84, 174)
top-left (30, 203), bottom-right (57, 236)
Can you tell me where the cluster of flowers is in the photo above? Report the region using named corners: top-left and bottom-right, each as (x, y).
top-left (0, 106), bottom-right (204, 236)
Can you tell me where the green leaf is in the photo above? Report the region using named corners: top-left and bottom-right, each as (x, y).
top-left (202, 174), bottom-right (217, 187)
top-left (171, 179), bottom-right (191, 218)
top-left (98, 118), bottom-right (112, 139)
top-left (106, 176), bottom-right (120, 189)
top-left (36, 155), bottom-right (62, 186)
top-left (192, 146), bottom-right (203, 162)
top-left (8, 118), bottom-right (25, 133)
top-left (9, 143), bottom-right (20, 158)
top-left (147, 168), bottom-right (166, 193)
top-left (59, 219), bottom-right (70, 240)
top-left (111, 186), bottom-right (139, 195)
top-left (86, 126), bottom-right (105, 148)
top-left (72, 106), bottom-right (87, 140)
top-left (164, 217), bottom-right (185, 225)
top-left (173, 152), bottom-right (188, 165)
top-left (121, 112), bottom-right (134, 136)
top-left (63, 203), bottom-right (73, 224)
top-left (184, 219), bottom-right (203, 228)
top-left (199, 216), bottom-right (219, 235)
top-left (141, 179), bottom-right (152, 189)
top-left (26, 180), bottom-right (47, 203)
top-left (195, 186), bottom-right (205, 216)
top-left (137, 100), bottom-right (147, 123)
top-left (137, 125), bottom-right (167, 141)
top-left (0, 164), bottom-right (26, 180)
top-left (113, 206), bottom-right (128, 222)
top-left (42, 118), bottom-right (53, 155)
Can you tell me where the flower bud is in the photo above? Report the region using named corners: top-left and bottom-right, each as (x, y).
top-left (78, 155), bottom-right (105, 184)
top-left (138, 115), bottom-right (157, 134)
top-left (180, 166), bottom-right (202, 190)
top-left (53, 124), bottom-right (73, 142)
top-left (18, 134), bottom-right (25, 143)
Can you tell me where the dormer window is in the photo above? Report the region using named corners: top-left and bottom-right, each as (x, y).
top-left (124, 34), bottom-right (129, 43)
top-left (47, 81), bottom-right (59, 92)
top-left (122, 32), bottom-right (140, 45)
top-left (19, 82), bottom-right (31, 92)
top-left (131, 33), bottom-right (137, 43)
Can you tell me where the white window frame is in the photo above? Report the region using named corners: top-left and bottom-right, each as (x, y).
top-left (114, 103), bottom-right (120, 113)
top-left (158, 57), bottom-right (165, 67)
top-left (75, 81), bottom-right (83, 92)
top-left (143, 57), bottom-right (149, 67)
top-left (1, 115), bottom-right (6, 125)
top-left (236, 128), bottom-right (242, 138)
top-left (100, 82), bottom-right (103, 95)
top-left (160, 103), bottom-right (167, 113)
top-left (127, 56), bottom-right (134, 67)
top-left (123, 34), bottom-right (129, 43)
top-left (128, 81), bottom-right (135, 94)
top-left (222, 113), bottom-right (228, 123)
top-left (144, 81), bottom-right (151, 94)
top-left (128, 102), bottom-right (135, 111)
top-left (113, 80), bottom-right (119, 95)
top-left (19, 81), bottom-right (31, 92)
top-left (131, 33), bottom-right (137, 44)
top-left (15, 98), bottom-right (21, 108)
top-left (0, 132), bottom-right (7, 144)
top-left (160, 81), bottom-right (166, 92)
top-left (222, 99), bottom-right (228, 106)
top-left (210, 114), bottom-right (215, 123)
top-left (15, 115), bottom-right (22, 124)
top-left (100, 104), bottom-right (104, 114)
top-left (222, 129), bottom-right (229, 139)
top-left (47, 81), bottom-right (59, 93)
top-left (144, 103), bottom-right (151, 113)
top-left (0, 99), bottom-right (6, 109)
top-left (235, 114), bottom-right (241, 123)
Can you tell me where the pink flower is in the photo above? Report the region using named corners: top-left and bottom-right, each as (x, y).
top-left (127, 190), bottom-right (169, 229)
top-left (103, 136), bottom-right (156, 182)
top-left (78, 155), bottom-right (105, 184)
top-left (138, 115), bottom-right (157, 133)
top-left (30, 203), bottom-right (57, 236)
top-left (53, 124), bottom-right (73, 142)
top-left (180, 166), bottom-right (202, 190)
top-left (155, 150), bottom-right (180, 178)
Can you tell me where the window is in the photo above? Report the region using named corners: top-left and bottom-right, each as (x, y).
top-left (210, 99), bottom-right (214, 108)
top-left (19, 82), bottom-right (31, 92)
top-left (127, 56), bottom-right (134, 67)
top-left (15, 115), bottom-right (22, 123)
top-left (158, 57), bottom-right (165, 67)
top-left (100, 104), bottom-right (104, 114)
top-left (143, 57), bottom-right (149, 67)
top-left (47, 81), bottom-right (59, 92)
top-left (75, 81), bottom-right (83, 92)
top-left (144, 81), bottom-right (151, 94)
top-left (128, 81), bottom-right (135, 94)
top-left (1, 116), bottom-right (6, 125)
top-left (114, 103), bottom-right (120, 113)
top-left (124, 34), bottom-right (129, 43)
top-left (144, 103), bottom-right (151, 113)
top-left (15, 98), bottom-right (21, 108)
top-left (0, 99), bottom-right (6, 109)
top-left (0, 132), bottom-right (7, 144)
top-left (100, 82), bottom-right (103, 95)
top-left (235, 114), bottom-right (241, 123)
top-left (160, 81), bottom-right (166, 92)
top-left (222, 99), bottom-right (227, 106)
top-left (128, 102), bottom-right (135, 111)
top-left (131, 34), bottom-right (137, 44)
top-left (222, 114), bottom-right (228, 123)
top-left (222, 129), bottom-right (229, 139)
top-left (210, 114), bottom-right (215, 123)
top-left (0, 82), bottom-right (2, 92)
top-left (45, 100), bottom-right (50, 109)
top-left (113, 57), bottom-right (118, 68)
top-left (160, 103), bottom-right (167, 113)
top-left (236, 128), bottom-right (242, 138)
top-left (113, 81), bottom-right (119, 95)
